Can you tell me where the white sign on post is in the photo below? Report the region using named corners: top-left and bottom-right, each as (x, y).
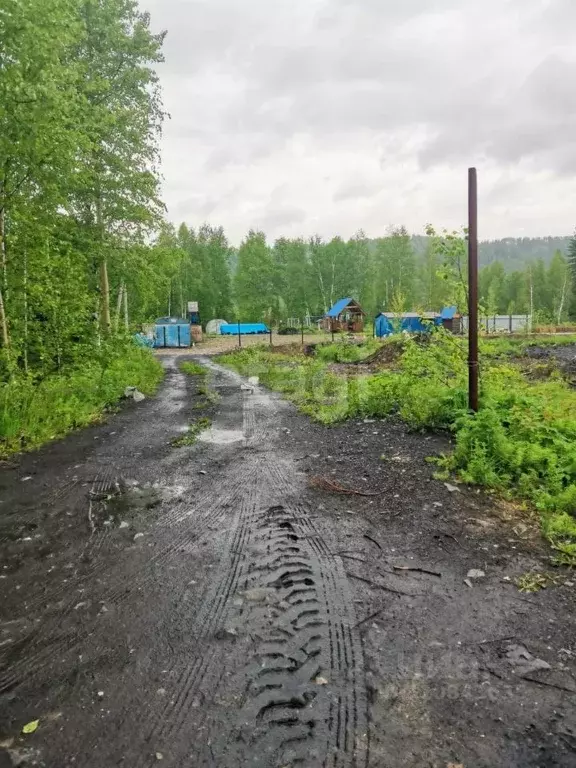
top-left (187, 301), bottom-right (199, 313)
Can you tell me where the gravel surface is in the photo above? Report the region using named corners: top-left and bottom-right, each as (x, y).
top-left (0, 356), bottom-right (575, 767)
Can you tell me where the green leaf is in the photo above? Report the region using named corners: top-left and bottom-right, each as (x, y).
top-left (22, 719), bottom-right (39, 734)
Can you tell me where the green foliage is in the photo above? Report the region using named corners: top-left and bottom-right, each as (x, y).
top-left (180, 361), bottom-right (206, 376)
top-left (515, 572), bottom-right (555, 593)
top-left (235, 231), bottom-right (277, 322)
top-left (171, 417), bottom-right (211, 447)
top-left (0, 343), bottom-right (162, 455)
top-left (315, 339), bottom-right (380, 363)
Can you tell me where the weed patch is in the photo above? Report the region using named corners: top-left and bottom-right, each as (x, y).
top-left (171, 417), bottom-right (211, 447)
top-left (180, 361), bottom-right (206, 376)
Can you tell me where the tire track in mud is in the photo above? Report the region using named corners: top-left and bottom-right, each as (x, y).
top-left (0, 461), bottom-right (258, 697)
top-left (0, 362), bottom-right (253, 697)
top-left (140, 361), bottom-right (367, 768)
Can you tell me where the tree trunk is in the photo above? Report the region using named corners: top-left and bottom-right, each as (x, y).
top-left (557, 273), bottom-right (568, 325)
top-left (0, 206), bottom-right (7, 296)
top-left (114, 283), bottom-right (124, 331)
top-left (96, 193), bottom-right (111, 332)
top-left (99, 259), bottom-right (111, 332)
top-left (0, 285), bottom-right (9, 349)
top-left (123, 284), bottom-right (129, 330)
top-left (23, 247), bottom-right (28, 373)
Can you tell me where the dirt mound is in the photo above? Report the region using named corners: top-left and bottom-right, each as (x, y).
top-left (526, 343), bottom-right (576, 383)
top-left (354, 338), bottom-right (405, 367)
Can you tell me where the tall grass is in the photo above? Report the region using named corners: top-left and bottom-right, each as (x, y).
top-left (0, 345), bottom-right (163, 455)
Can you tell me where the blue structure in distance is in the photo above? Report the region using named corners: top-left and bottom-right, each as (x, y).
top-left (374, 314), bottom-right (394, 337)
top-left (221, 323), bottom-right (270, 335)
top-left (440, 305), bottom-right (458, 320)
top-left (153, 317), bottom-right (191, 348)
top-left (374, 308), bottom-right (457, 338)
top-left (326, 297), bottom-right (354, 317)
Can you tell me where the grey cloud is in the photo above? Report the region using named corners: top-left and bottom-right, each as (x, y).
top-left (251, 206), bottom-right (307, 232)
top-left (145, 0), bottom-right (576, 239)
top-left (333, 179), bottom-right (382, 202)
top-left (418, 55), bottom-right (576, 172)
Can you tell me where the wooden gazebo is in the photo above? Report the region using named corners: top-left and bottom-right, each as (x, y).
top-left (322, 298), bottom-right (366, 333)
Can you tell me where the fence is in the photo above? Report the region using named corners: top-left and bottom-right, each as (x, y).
top-left (461, 315), bottom-right (532, 333)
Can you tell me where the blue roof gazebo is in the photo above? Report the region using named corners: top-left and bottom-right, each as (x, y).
top-left (323, 298), bottom-right (366, 333)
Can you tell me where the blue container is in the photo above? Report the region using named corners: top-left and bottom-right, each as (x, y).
top-left (220, 323), bottom-right (269, 335)
top-left (153, 317), bottom-right (191, 348)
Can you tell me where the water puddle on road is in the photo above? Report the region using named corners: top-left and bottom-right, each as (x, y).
top-left (197, 428), bottom-right (244, 445)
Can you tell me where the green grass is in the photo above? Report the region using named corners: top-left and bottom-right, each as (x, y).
top-left (0, 345), bottom-right (163, 456)
top-left (171, 417), bottom-right (211, 446)
top-left (180, 360), bottom-right (206, 376)
top-left (218, 331), bottom-right (576, 563)
top-left (315, 339), bottom-right (381, 363)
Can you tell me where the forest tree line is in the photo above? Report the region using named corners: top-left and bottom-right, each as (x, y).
top-left (161, 224), bottom-right (576, 327)
top-left (2, 0), bottom-right (576, 390)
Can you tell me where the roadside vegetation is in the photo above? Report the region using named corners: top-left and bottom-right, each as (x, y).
top-left (0, 345), bottom-right (162, 455)
top-left (180, 361), bottom-right (207, 376)
top-left (219, 332), bottom-right (576, 564)
top-left (171, 416), bottom-right (212, 447)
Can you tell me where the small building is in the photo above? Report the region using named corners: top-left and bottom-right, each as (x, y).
top-left (153, 317), bottom-right (191, 348)
top-left (439, 306), bottom-right (462, 333)
top-left (374, 306), bottom-right (462, 338)
top-left (323, 298), bottom-right (365, 333)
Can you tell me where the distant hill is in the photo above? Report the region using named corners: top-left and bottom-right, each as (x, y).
top-left (410, 235), bottom-right (571, 271)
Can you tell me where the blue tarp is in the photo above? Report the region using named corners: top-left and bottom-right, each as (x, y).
top-left (375, 315), bottom-right (394, 338)
top-left (221, 323), bottom-right (269, 335)
top-left (400, 316), bottom-right (432, 333)
top-left (375, 313), bottom-right (444, 337)
top-left (326, 298), bottom-right (354, 318)
top-left (440, 305), bottom-right (457, 320)
top-left (133, 332), bottom-right (154, 348)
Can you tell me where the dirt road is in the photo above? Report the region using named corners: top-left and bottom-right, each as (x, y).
top-left (1, 357), bottom-right (575, 767)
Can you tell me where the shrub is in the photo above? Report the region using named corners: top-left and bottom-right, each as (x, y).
top-left (0, 343), bottom-right (163, 455)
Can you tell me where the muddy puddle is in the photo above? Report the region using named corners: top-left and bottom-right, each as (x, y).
top-left (88, 480), bottom-right (164, 530)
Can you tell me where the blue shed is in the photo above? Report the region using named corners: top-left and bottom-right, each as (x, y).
top-left (375, 312), bottom-right (444, 337)
top-left (221, 323), bottom-right (269, 335)
top-left (153, 317), bottom-right (191, 348)
top-left (375, 314), bottom-right (394, 338)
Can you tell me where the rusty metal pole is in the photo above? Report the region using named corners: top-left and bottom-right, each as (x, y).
top-left (468, 167), bottom-right (479, 412)
top-left (301, 319), bottom-right (304, 346)
top-left (237, 318), bottom-right (241, 348)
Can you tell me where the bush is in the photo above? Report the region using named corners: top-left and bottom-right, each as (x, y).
top-left (0, 342), bottom-right (163, 455)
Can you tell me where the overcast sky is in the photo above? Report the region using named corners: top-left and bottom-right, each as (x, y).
top-left (142, 0), bottom-right (576, 244)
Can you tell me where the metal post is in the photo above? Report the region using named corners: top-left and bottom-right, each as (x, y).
top-left (468, 167), bottom-right (479, 412)
top-left (509, 314), bottom-right (513, 334)
top-left (301, 319), bottom-right (304, 346)
top-left (269, 326), bottom-right (273, 346)
top-left (237, 319), bottom-right (241, 348)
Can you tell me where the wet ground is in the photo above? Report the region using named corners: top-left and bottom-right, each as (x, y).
top-left (0, 356), bottom-right (575, 767)
top-left (525, 343), bottom-right (576, 384)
